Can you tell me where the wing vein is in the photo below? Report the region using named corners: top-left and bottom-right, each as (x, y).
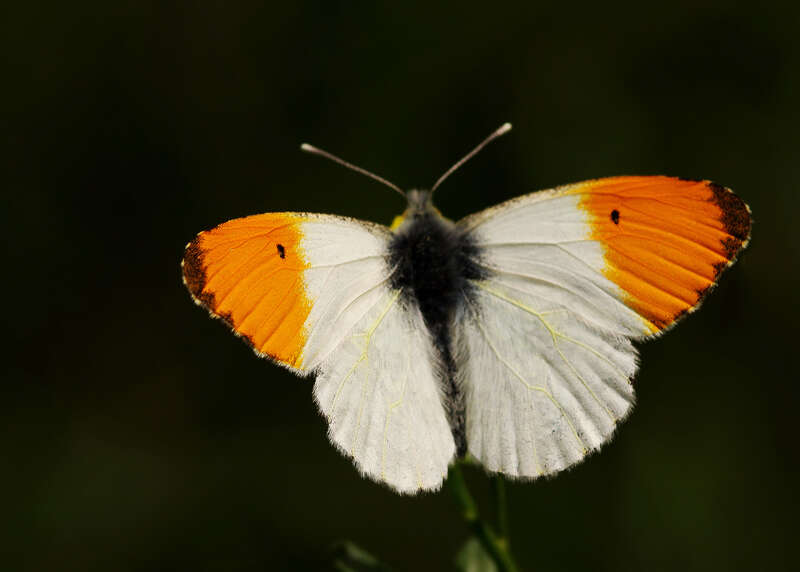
top-left (471, 308), bottom-right (585, 456)
top-left (475, 260), bottom-right (626, 326)
top-left (477, 283), bottom-right (618, 427)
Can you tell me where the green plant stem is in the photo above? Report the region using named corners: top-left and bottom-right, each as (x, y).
top-left (448, 465), bottom-right (520, 572)
top-left (491, 475), bottom-right (510, 550)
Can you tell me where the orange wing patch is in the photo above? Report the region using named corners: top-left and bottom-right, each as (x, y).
top-left (182, 213), bottom-right (312, 369)
top-left (577, 176), bottom-right (751, 333)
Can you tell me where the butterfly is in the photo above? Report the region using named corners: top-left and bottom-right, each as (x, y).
top-left (181, 124), bottom-right (751, 494)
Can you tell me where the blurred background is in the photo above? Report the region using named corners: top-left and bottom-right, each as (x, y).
top-left (3, 1), bottom-right (798, 570)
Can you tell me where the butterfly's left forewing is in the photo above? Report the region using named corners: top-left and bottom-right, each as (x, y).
top-left (183, 213), bottom-right (454, 493)
top-left (455, 176), bottom-right (751, 478)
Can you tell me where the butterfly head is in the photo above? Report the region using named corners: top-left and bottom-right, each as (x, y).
top-left (390, 189), bottom-right (446, 231)
top-left (406, 189), bottom-right (433, 213)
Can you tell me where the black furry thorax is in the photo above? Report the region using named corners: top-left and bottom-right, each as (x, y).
top-left (386, 191), bottom-right (487, 455)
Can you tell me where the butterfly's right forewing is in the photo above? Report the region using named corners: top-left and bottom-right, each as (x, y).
top-left (455, 177), bottom-right (751, 478)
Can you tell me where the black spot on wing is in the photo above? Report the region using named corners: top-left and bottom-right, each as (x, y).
top-left (611, 209), bottom-right (620, 224)
top-left (277, 244), bottom-right (286, 258)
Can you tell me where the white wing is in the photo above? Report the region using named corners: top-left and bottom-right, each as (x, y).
top-left (183, 213), bottom-right (454, 493)
top-left (313, 289), bottom-right (455, 493)
top-left (453, 284), bottom-right (636, 477)
top-left (455, 176), bottom-right (751, 477)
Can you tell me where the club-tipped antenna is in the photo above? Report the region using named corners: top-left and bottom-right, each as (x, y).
top-left (431, 122), bottom-right (512, 193)
top-left (300, 143), bottom-right (405, 198)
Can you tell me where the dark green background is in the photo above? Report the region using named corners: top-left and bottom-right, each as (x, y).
top-left (4, 2), bottom-right (797, 570)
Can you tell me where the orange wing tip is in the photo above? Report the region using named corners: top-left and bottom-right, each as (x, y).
top-left (579, 177), bottom-right (751, 335)
top-left (181, 234), bottom-right (255, 343)
top-left (181, 226), bottom-right (309, 372)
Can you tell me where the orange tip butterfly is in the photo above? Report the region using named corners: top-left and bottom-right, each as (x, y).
top-left (181, 124), bottom-right (751, 494)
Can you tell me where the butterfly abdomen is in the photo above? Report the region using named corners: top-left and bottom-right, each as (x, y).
top-left (387, 210), bottom-right (488, 456)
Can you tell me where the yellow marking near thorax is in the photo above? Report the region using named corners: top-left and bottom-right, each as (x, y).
top-left (390, 214), bottom-right (406, 230)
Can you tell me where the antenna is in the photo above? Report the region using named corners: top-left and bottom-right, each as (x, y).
top-left (300, 143), bottom-right (406, 197)
top-left (431, 123), bottom-right (512, 193)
